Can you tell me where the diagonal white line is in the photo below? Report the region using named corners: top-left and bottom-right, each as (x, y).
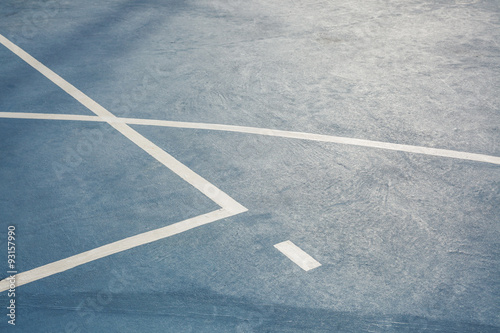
top-left (0, 34), bottom-right (247, 290)
top-left (121, 118), bottom-right (500, 165)
top-left (0, 30), bottom-right (498, 290)
top-left (274, 240), bottom-right (321, 271)
top-left (107, 121), bottom-right (247, 214)
top-left (0, 34), bottom-right (247, 215)
top-left (0, 209), bottom-right (235, 292)
top-left (1, 111), bottom-right (499, 165)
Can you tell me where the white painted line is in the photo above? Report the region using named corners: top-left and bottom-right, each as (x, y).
top-left (108, 122), bottom-right (247, 215)
top-left (274, 240), bottom-right (322, 271)
top-left (0, 112), bottom-right (101, 122)
top-left (121, 117), bottom-right (500, 165)
top-left (0, 209), bottom-right (234, 292)
top-left (0, 34), bottom-right (247, 289)
top-left (2, 111), bottom-right (499, 165)
top-left (0, 33), bottom-right (247, 215)
top-left (0, 35), bottom-right (116, 120)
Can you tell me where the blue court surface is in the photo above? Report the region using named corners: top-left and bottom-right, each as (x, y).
top-left (1, 0), bottom-right (499, 332)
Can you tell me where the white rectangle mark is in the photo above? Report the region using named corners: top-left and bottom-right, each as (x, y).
top-left (274, 240), bottom-right (321, 271)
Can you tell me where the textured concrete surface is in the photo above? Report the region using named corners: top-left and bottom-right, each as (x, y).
top-left (0, 0), bottom-right (499, 332)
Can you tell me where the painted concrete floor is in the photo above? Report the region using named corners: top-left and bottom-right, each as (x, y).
top-left (1, 0), bottom-right (499, 332)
